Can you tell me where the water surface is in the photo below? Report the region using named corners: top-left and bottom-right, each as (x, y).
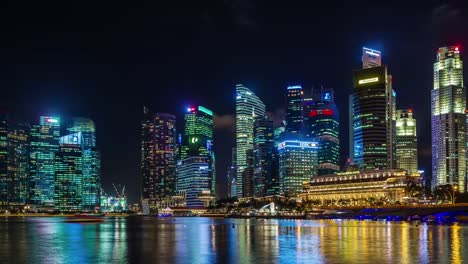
top-left (0, 217), bottom-right (466, 263)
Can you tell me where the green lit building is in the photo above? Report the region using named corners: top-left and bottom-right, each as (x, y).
top-left (278, 138), bottom-right (319, 196)
top-left (55, 132), bottom-right (83, 212)
top-left (7, 123), bottom-right (30, 204)
top-left (68, 118), bottom-right (101, 210)
top-left (396, 109), bottom-right (418, 175)
top-left (303, 88), bottom-right (340, 175)
top-left (431, 46), bottom-right (466, 192)
top-left (180, 105), bottom-right (215, 195)
top-left (29, 116), bottom-right (60, 205)
top-left (236, 84), bottom-right (266, 197)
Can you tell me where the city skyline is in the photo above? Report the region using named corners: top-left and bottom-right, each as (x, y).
top-left (2, 3), bottom-right (468, 202)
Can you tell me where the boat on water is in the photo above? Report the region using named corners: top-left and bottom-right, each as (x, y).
top-left (65, 214), bottom-right (105, 223)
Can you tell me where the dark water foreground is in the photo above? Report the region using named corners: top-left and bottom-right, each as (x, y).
top-left (0, 217), bottom-right (466, 263)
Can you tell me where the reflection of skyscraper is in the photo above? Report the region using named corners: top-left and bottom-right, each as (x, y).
top-left (55, 132), bottom-right (83, 211)
top-left (7, 123), bottom-right (30, 204)
top-left (29, 116), bottom-right (60, 205)
top-left (431, 46), bottom-right (466, 192)
top-left (253, 118), bottom-right (274, 197)
top-left (0, 110), bottom-right (7, 203)
top-left (303, 88), bottom-right (340, 175)
top-left (396, 109), bottom-right (418, 174)
top-left (236, 84), bottom-right (266, 197)
top-left (350, 47), bottom-right (395, 170)
top-left (141, 108), bottom-right (177, 206)
top-left (286, 85), bottom-right (304, 134)
top-left (68, 118), bottom-right (101, 210)
top-left (278, 138), bottom-right (318, 196)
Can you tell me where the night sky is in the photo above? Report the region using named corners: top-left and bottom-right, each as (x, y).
top-left (2, 2), bottom-right (468, 202)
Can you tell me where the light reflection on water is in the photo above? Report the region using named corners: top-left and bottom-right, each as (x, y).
top-left (0, 217), bottom-right (467, 263)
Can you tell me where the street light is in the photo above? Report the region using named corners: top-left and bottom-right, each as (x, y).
top-left (439, 185), bottom-right (457, 204)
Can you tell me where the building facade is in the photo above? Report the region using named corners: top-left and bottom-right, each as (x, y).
top-left (299, 169), bottom-right (421, 206)
top-left (236, 84), bottom-right (266, 197)
top-left (286, 85), bottom-right (304, 134)
top-left (253, 118), bottom-right (276, 197)
top-left (351, 64), bottom-right (395, 170)
top-left (29, 116), bottom-right (60, 205)
top-left (303, 88), bottom-right (340, 175)
top-left (176, 156), bottom-right (213, 207)
top-left (7, 123), bottom-right (30, 204)
top-left (278, 138), bottom-right (318, 196)
top-left (54, 132), bottom-right (83, 211)
top-left (396, 109), bottom-right (418, 174)
top-left (141, 108), bottom-right (177, 208)
top-left (0, 111), bottom-right (7, 204)
top-left (431, 46), bottom-right (466, 192)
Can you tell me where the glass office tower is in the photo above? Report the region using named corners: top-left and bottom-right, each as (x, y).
top-left (278, 138), bottom-right (318, 196)
top-left (29, 116), bottom-right (60, 205)
top-left (176, 156), bottom-right (212, 207)
top-left (0, 110), bottom-right (7, 203)
top-left (236, 84), bottom-right (266, 197)
top-left (396, 109), bottom-right (418, 174)
top-left (7, 123), bottom-right (30, 204)
top-left (303, 88), bottom-right (340, 175)
top-left (431, 46), bottom-right (466, 192)
top-left (141, 107), bottom-right (177, 208)
top-left (253, 118), bottom-right (275, 197)
top-left (286, 85), bottom-right (304, 134)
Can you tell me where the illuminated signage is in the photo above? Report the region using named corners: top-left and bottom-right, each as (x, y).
top-left (287, 85), bottom-right (302, 90)
top-left (278, 140), bottom-right (319, 150)
top-left (190, 137), bottom-right (199, 144)
top-left (363, 47), bottom-right (381, 57)
top-left (46, 118), bottom-right (58, 123)
top-left (358, 77), bottom-right (379, 85)
top-left (198, 106), bottom-right (213, 116)
top-left (323, 92), bottom-right (331, 101)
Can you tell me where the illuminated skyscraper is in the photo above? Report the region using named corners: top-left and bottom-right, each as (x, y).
top-left (396, 109), bottom-right (418, 174)
top-left (286, 85), bottom-right (304, 134)
top-left (362, 47), bottom-right (382, 69)
top-left (141, 108), bottom-right (177, 208)
top-left (235, 84), bottom-right (266, 197)
top-left (253, 118), bottom-right (275, 197)
top-left (350, 48), bottom-right (396, 170)
top-left (431, 46), bottom-right (466, 192)
top-left (278, 138), bottom-right (318, 196)
top-left (55, 132), bottom-right (83, 211)
top-left (176, 156), bottom-right (212, 207)
top-left (29, 116), bottom-right (60, 205)
top-left (180, 105), bottom-right (215, 195)
top-left (0, 110), bottom-right (7, 203)
top-left (68, 118), bottom-right (101, 210)
top-left (242, 149), bottom-right (254, 197)
top-left (303, 88), bottom-right (340, 175)
top-left (7, 123), bottom-right (30, 204)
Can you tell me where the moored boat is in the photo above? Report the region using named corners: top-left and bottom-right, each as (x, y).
top-left (65, 214), bottom-right (105, 223)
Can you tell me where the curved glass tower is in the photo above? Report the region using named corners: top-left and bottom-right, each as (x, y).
top-left (431, 46), bottom-right (466, 192)
top-left (235, 84), bottom-right (266, 197)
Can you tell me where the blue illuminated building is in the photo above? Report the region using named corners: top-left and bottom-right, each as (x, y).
top-left (176, 156), bottom-right (212, 207)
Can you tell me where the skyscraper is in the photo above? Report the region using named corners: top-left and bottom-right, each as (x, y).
top-left (286, 85), bottom-right (304, 134)
top-left (241, 148), bottom-right (254, 198)
top-left (181, 105), bottom-right (215, 195)
top-left (141, 108), bottom-right (177, 208)
top-left (68, 118), bottom-right (101, 210)
top-left (55, 132), bottom-right (83, 211)
top-left (396, 109), bottom-right (418, 174)
top-left (253, 118), bottom-right (274, 197)
top-left (7, 123), bottom-right (30, 204)
top-left (0, 110), bottom-right (7, 203)
top-left (176, 156), bottom-right (212, 207)
top-left (362, 47), bottom-right (382, 69)
top-left (431, 46), bottom-right (466, 192)
top-left (278, 138), bottom-right (318, 196)
top-left (235, 84), bottom-right (266, 197)
top-left (303, 88), bottom-right (340, 175)
top-left (29, 116), bottom-right (60, 205)
top-left (350, 48), bottom-right (395, 170)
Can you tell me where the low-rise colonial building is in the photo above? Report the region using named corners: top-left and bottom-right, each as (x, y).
top-left (298, 169), bottom-right (421, 206)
